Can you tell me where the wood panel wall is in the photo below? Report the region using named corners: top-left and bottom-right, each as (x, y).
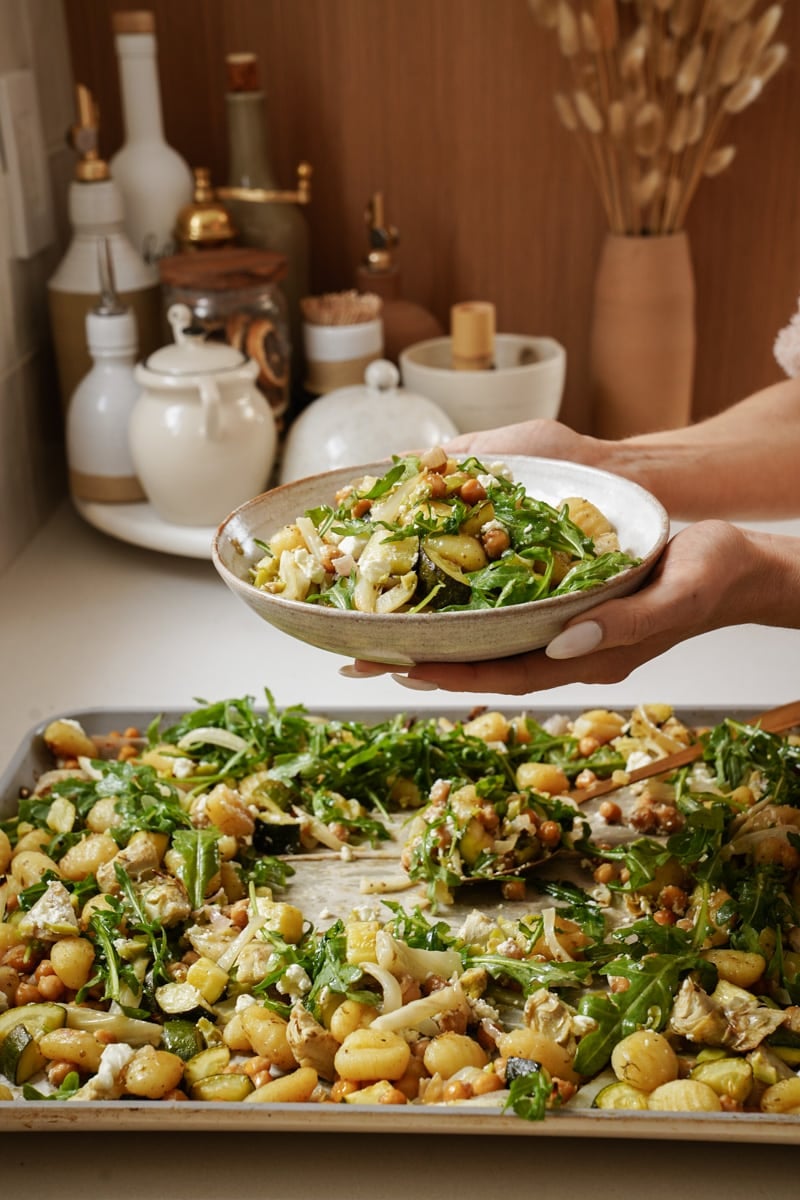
top-left (63, 0), bottom-right (800, 433)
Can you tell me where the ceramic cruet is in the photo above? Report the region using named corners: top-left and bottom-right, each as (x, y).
top-left (129, 303), bottom-right (277, 526)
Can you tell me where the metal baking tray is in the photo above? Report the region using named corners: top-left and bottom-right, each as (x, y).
top-left (1, 704), bottom-right (799, 1141)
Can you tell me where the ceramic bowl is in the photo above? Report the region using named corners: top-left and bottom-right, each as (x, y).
top-left (399, 334), bottom-right (566, 433)
top-left (213, 456), bottom-right (669, 667)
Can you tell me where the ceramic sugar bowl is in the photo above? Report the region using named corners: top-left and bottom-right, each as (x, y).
top-left (279, 359), bottom-right (458, 483)
top-left (130, 303), bottom-right (277, 525)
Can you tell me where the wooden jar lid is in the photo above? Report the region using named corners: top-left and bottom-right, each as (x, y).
top-left (451, 301), bottom-right (496, 370)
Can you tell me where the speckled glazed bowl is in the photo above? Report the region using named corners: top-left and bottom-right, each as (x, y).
top-left (212, 456), bottom-right (669, 667)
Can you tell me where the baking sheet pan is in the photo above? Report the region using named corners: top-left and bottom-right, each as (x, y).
top-left (1, 703), bottom-right (798, 1141)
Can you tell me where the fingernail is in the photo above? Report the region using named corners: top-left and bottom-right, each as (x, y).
top-left (546, 620), bottom-right (603, 660)
top-left (338, 663), bottom-right (389, 678)
top-left (390, 673), bottom-right (439, 691)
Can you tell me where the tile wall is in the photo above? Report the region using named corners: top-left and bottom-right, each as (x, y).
top-left (0, 0), bottom-right (74, 573)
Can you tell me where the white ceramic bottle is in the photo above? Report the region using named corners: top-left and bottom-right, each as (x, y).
top-left (110, 9), bottom-right (194, 264)
top-left (67, 245), bottom-right (144, 504)
top-left (48, 83), bottom-right (161, 413)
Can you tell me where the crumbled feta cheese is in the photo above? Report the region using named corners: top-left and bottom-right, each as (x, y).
top-left (18, 881), bottom-right (79, 941)
top-left (172, 757), bottom-right (195, 779)
top-left (338, 535), bottom-right (366, 558)
top-left (626, 750), bottom-right (654, 773)
top-left (333, 553), bottom-right (356, 577)
top-left (235, 993), bottom-right (258, 1012)
top-left (291, 547), bottom-right (327, 584)
top-left (276, 963), bottom-right (312, 1003)
top-left (92, 1043), bottom-right (136, 1098)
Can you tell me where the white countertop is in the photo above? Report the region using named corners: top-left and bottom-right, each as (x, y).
top-left (2, 500), bottom-right (800, 1197)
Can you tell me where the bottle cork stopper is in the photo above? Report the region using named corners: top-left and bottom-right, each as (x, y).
top-left (451, 301), bottom-right (495, 370)
top-left (226, 52), bottom-right (261, 93)
top-left (112, 10), bottom-right (155, 35)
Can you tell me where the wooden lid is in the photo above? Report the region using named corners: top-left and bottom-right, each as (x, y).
top-left (226, 52), bottom-right (260, 93)
top-left (112, 10), bottom-right (155, 34)
top-left (159, 247), bottom-right (288, 290)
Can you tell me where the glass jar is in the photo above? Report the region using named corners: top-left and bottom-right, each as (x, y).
top-left (159, 247), bottom-right (291, 428)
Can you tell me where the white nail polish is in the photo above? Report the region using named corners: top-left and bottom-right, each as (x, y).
top-left (390, 674), bottom-right (439, 691)
top-left (338, 664), bottom-right (389, 678)
top-left (546, 620), bottom-right (603, 660)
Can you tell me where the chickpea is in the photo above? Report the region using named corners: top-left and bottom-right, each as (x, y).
top-left (331, 1079), bottom-right (361, 1101)
top-left (538, 820), bottom-right (562, 847)
top-left (15, 981), bottom-right (43, 1005)
top-left (481, 526), bottom-right (510, 559)
top-left (459, 477), bottom-right (487, 506)
top-left (598, 800), bottom-right (622, 824)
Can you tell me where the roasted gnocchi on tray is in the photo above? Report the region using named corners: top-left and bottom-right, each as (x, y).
top-left (1, 693), bottom-right (800, 1133)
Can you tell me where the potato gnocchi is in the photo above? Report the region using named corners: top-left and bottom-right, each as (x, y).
top-left (251, 449), bottom-right (638, 613)
top-left (1, 695), bottom-right (800, 1125)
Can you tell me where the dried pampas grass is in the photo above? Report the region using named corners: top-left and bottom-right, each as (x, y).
top-left (529, 0), bottom-right (789, 234)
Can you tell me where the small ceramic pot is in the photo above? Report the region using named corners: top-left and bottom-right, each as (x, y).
top-left (130, 303), bottom-right (277, 526)
top-left (399, 334), bottom-right (566, 433)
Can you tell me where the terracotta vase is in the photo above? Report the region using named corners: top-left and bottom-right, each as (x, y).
top-left (590, 232), bottom-right (695, 439)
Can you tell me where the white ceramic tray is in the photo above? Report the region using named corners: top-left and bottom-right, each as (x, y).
top-left (1, 704), bottom-right (799, 1141)
top-left (73, 499), bottom-right (216, 560)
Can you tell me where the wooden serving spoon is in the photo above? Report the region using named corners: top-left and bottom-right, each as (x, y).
top-left (569, 698), bottom-right (800, 804)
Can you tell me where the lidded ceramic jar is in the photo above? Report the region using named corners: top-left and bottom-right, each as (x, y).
top-left (279, 359), bottom-right (458, 483)
top-left (130, 303), bottom-right (277, 525)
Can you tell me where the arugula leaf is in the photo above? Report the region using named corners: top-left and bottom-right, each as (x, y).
top-left (304, 921), bottom-right (382, 1017)
top-left (573, 953), bottom-right (709, 1076)
top-left (171, 827), bottom-right (221, 910)
top-left (23, 1071), bottom-right (81, 1102)
top-left (503, 1063), bottom-right (556, 1122)
top-left (468, 951), bottom-right (592, 995)
top-left (382, 902), bottom-right (457, 952)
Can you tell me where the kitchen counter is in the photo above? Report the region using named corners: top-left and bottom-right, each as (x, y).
top-left (2, 500), bottom-right (800, 1198)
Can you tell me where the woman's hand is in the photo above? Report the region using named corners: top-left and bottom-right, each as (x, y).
top-left (343, 521), bottom-right (793, 695)
top-left (444, 418), bottom-right (604, 466)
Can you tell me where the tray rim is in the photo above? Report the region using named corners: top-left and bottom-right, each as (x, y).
top-left (2, 701), bottom-right (799, 1140)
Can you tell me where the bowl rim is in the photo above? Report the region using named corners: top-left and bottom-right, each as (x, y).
top-left (399, 334), bottom-right (566, 376)
top-left (212, 454), bottom-right (670, 624)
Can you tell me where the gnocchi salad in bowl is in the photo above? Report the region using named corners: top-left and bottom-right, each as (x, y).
top-left (213, 451), bottom-right (669, 666)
